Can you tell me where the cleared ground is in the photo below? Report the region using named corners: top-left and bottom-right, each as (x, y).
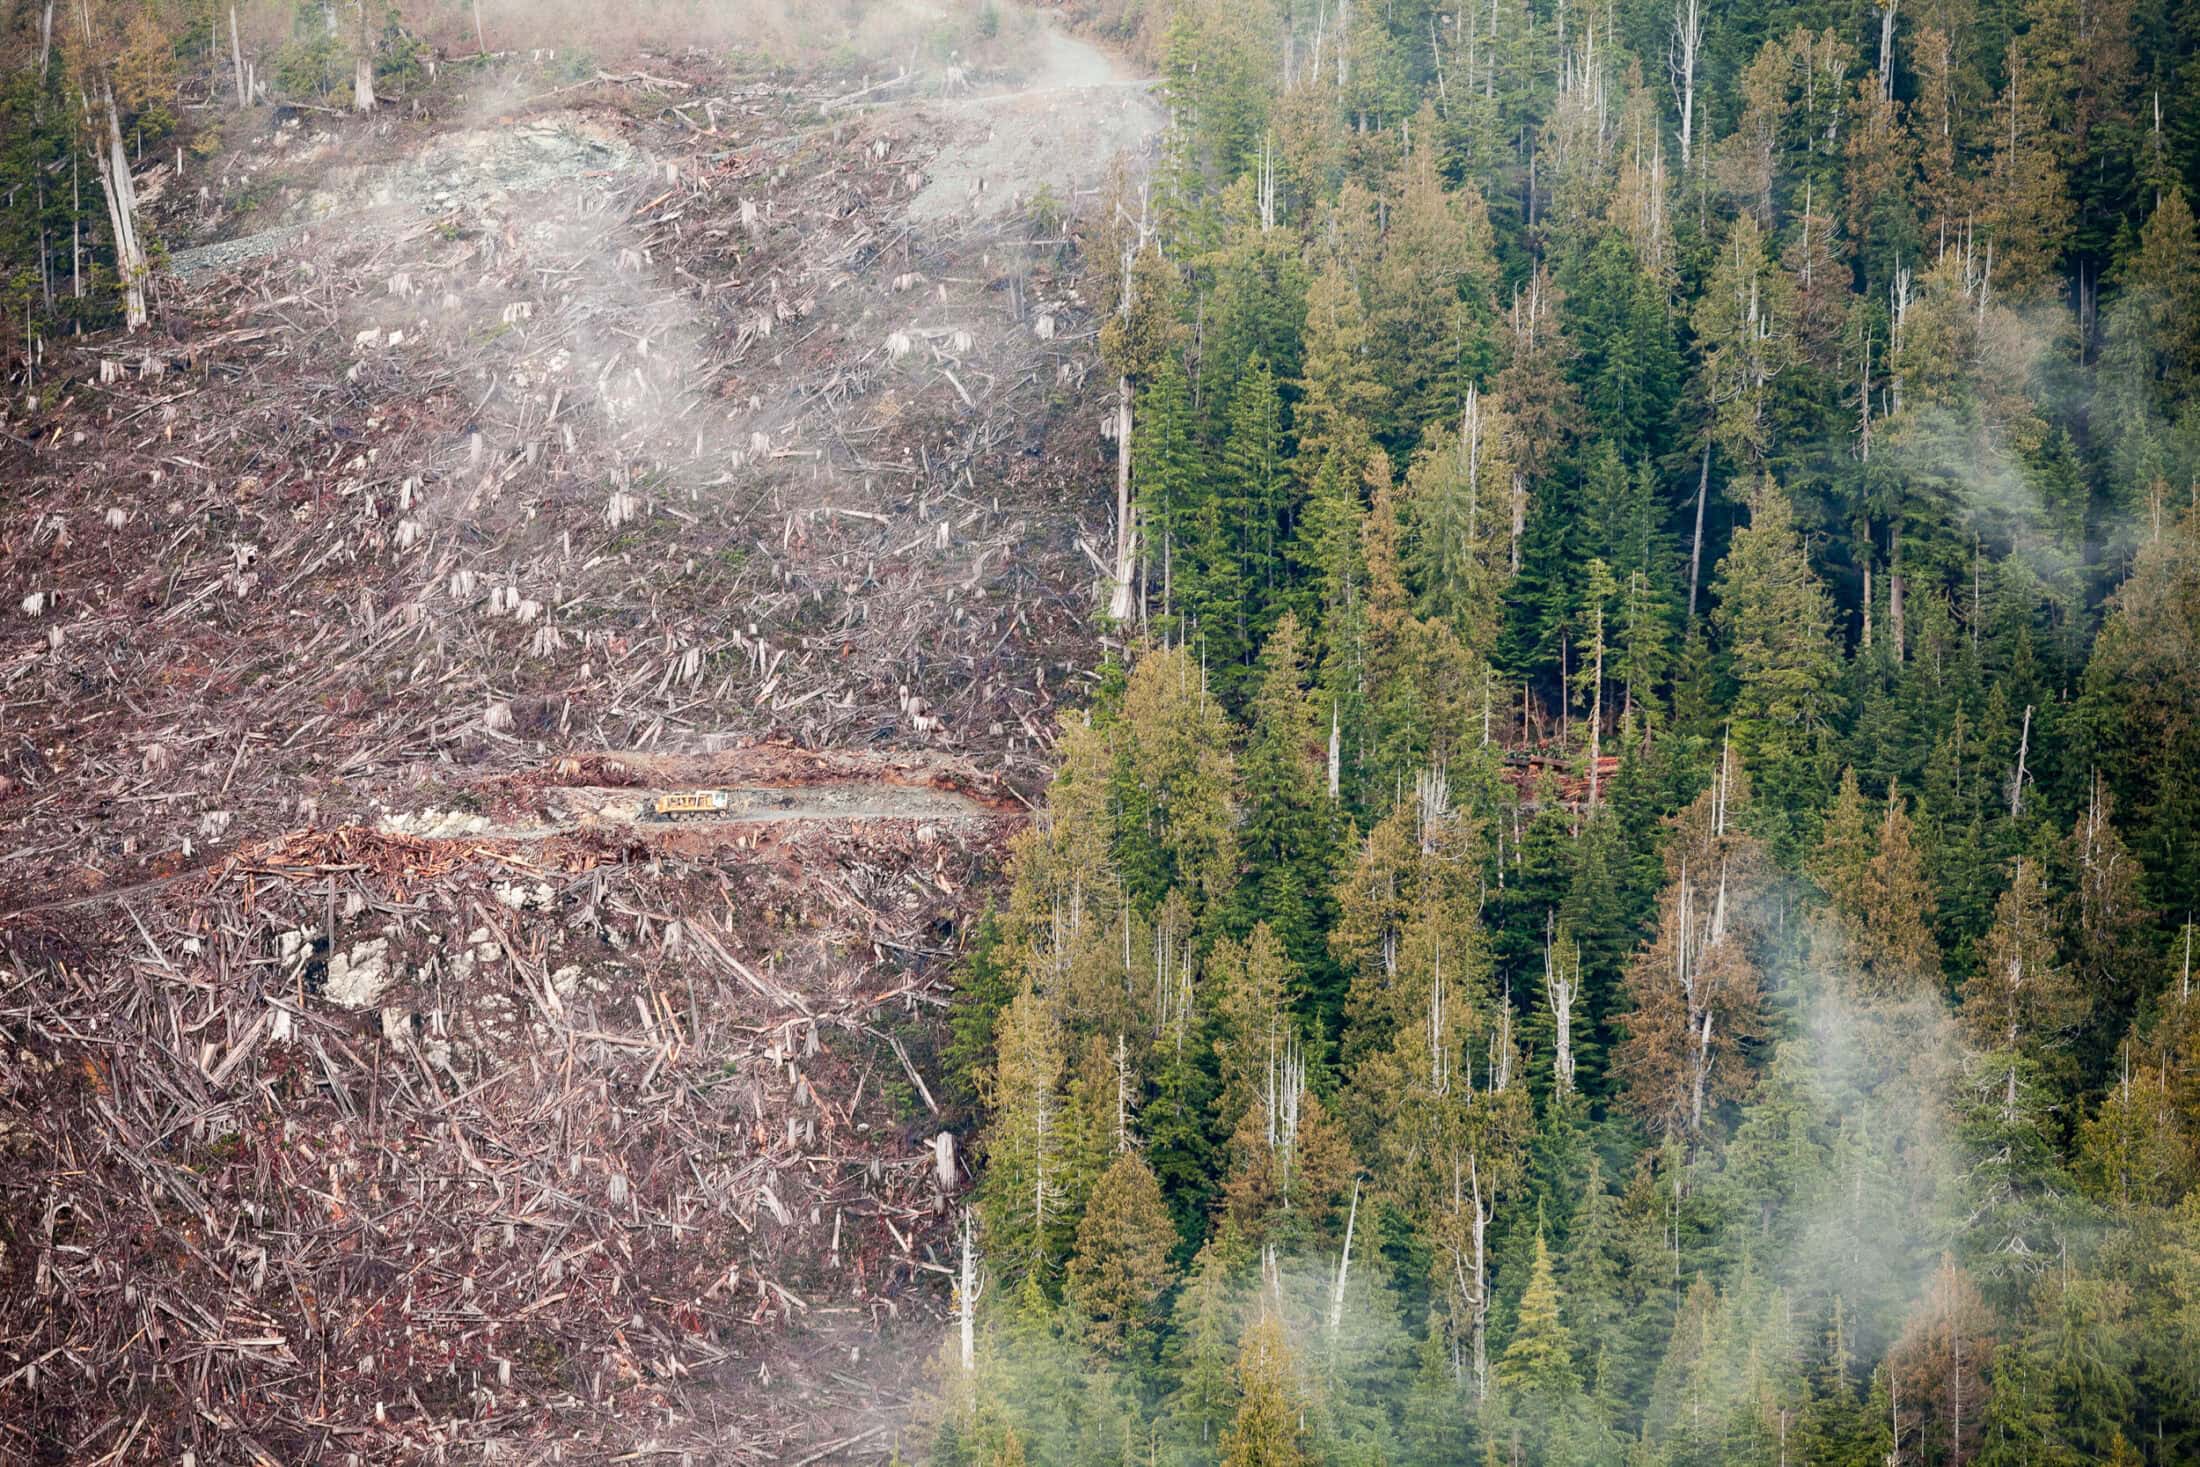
top-left (0, 9), bottom-right (1149, 1463)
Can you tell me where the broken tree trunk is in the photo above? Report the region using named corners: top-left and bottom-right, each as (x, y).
top-left (1109, 376), bottom-right (1135, 621)
top-left (2009, 704), bottom-right (2032, 818)
top-left (353, 2), bottom-right (375, 112)
top-left (1328, 1177), bottom-right (1360, 1334)
top-left (1687, 440), bottom-right (1710, 620)
top-left (231, 6), bottom-right (247, 107)
top-left (957, 1209), bottom-right (982, 1375)
top-left (88, 75), bottom-right (147, 331)
top-left (1672, 0), bottom-right (1702, 172)
top-left (1588, 598), bottom-right (1604, 809)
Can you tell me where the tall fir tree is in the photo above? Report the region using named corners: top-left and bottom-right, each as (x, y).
top-left (1712, 481), bottom-right (1846, 854)
top-left (1220, 1314), bottom-right (1313, 1467)
top-left (1066, 1150), bottom-right (1181, 1358)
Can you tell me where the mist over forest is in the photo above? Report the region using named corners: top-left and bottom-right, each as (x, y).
top-left (4, 0), bottom-right (2200, 1464)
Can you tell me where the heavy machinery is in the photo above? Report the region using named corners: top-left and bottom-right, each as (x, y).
top-left (648, 790), bottom-right (732, 820)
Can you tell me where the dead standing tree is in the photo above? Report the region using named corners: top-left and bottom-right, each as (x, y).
top-left (353, 0), bottom-right (375, 113)
top-left (957, 1208), bottom-right (984, 1375)
top-left (1095, 168), bottom-right (1159, 624)
top-left (70, 0), bottom-right (149, 330)
top-left (1670, 0), bottom-right (1702, 174)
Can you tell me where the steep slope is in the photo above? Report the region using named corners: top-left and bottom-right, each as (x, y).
top-left (0, 14), bottom-right (1155, 1463)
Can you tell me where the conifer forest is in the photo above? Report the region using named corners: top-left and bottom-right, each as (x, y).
top-left (937, 0), bottom-right (2200, 1461)
top-left (4, 0), bottom-right (2200, 1464)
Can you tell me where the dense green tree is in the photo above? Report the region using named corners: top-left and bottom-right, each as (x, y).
top-left (1493, 265), bottom-right (1581, 579)
top-left (1491, 1233), bottom-right (1617, 1465)
top-left (2076, 1055), bottom-right (2191, 1215)
top-left (1399, 397), bottom-right (1516, 659)
top-left (1816, 776), bottom-right (1948, 999)
top-left (1563, 232), bottom-right (1685, 466)
top-left (978, 984), bottom-right (1069, 1284)
top-left (1161, 1238), bottom-right (1244, 1454)
top-left (1962, 858), bottom-right (2091, 1092)
top-left (1497, 1233), bottom-right (1577, 1393)
top-left (1295, 255), bottom-right (1387, 470)
top-left (1219, 1314), bottom-right (1313, 1467)
top-left (1368, 116), bottom-right (1497, 439)
top-left (1066, 1150), bottom-right (1180, 1357)
top-left (1203, 220), bottom-right (1310, 396)
top-left (1711, 482), bottom-right (1846, 853)
top-left (1216, 356), bottom-right (1294, 670)
top-left (1694, 213), bottom-right (1798, 473)
top-left (944, 906), bottom-right (1015, 1111)
top-left (2079, 503), bottom-right (2200, 919)
top-left (1111, 646), bottom-right (1239, 924)
top-left (1233, 619), bottom-right (1339, 1016)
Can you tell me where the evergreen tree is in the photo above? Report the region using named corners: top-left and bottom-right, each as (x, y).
top-left (1561, 1159), bottom-right (1629, 1403)
top-left (1208, 923), bottom-right (1297, 1137)
top-left (1145, 962), bottom-right (1222, 1254)
top-left (1066, 1150), bottom-right (1181, 1358)
top-left (944, 906), bottom-right (1015, 1110)
top-left (1400, 395), bottom-right (1516, 659)
top-left (2076, 1055), bottom-right (2191, 1215)
top-left (1812, 767), bottom-right (1875, 915)
top-left (1204, 213), bottom-right (1311, 393)
top-left (1981, 44), bottom-right (2078, 303)
top-left (2063, 778), bottom-right (2155, 1077)
top-left (1113, 646), bottom-right (1239, 925)
top-left (1843, 70), bottom-right (1922, 289)
top-left (1493, 264), bottom-right (1582, 578)
top-left (1497, 1234), bottom-right (1577, 1395)
top-left (1057, 1033), bottom-right (1123, 1235)
top-left (1564, 232), bottom-right (1685, 465)
top-left (1558, 813), bottom-right (1638, 1093)
top-left (1234, 618), bottom-right (1338, 1010)
top-left (1132, 354), bottom-right (1204, 639)
top-left (1296, 255), bottom-right (1388, 469)
top-left (1162, 1238), bottom-right (1244, 1455)
top-left (1492, 1232), bottom-right (1616, 1466)
top-left (1219, 1078), bottom-right (1357, 1252)
top-left (1961, 858), bottom-right (2090, 1089)
top-left (1220, 1314), bottom-right (1313, 1467)
top-left (1954, 1046), bottom-right (2075, 1307)
top-left (1711, 482), bottom-right (1846, 853)
top-left (1613, 760), bottom-right (1773, 1141)
top-left (1693, 213), bottom-right (1798, 473)
top-left (1887, 1255), bottom-right (1998, 1467)
top-left (1977, 1333), bottom-right (2087, 1467)
top-left (1368, 114), bottom-right (1497, 438)
top-left (1399, 1314), bottom-right (1471, 1464)
top-left (1817, 781), bottom-right (1949, 999)
top-left (978, 984), bottom-right (1068, 1284)
top-left (1217, 356), bottom-right (1294, 668)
